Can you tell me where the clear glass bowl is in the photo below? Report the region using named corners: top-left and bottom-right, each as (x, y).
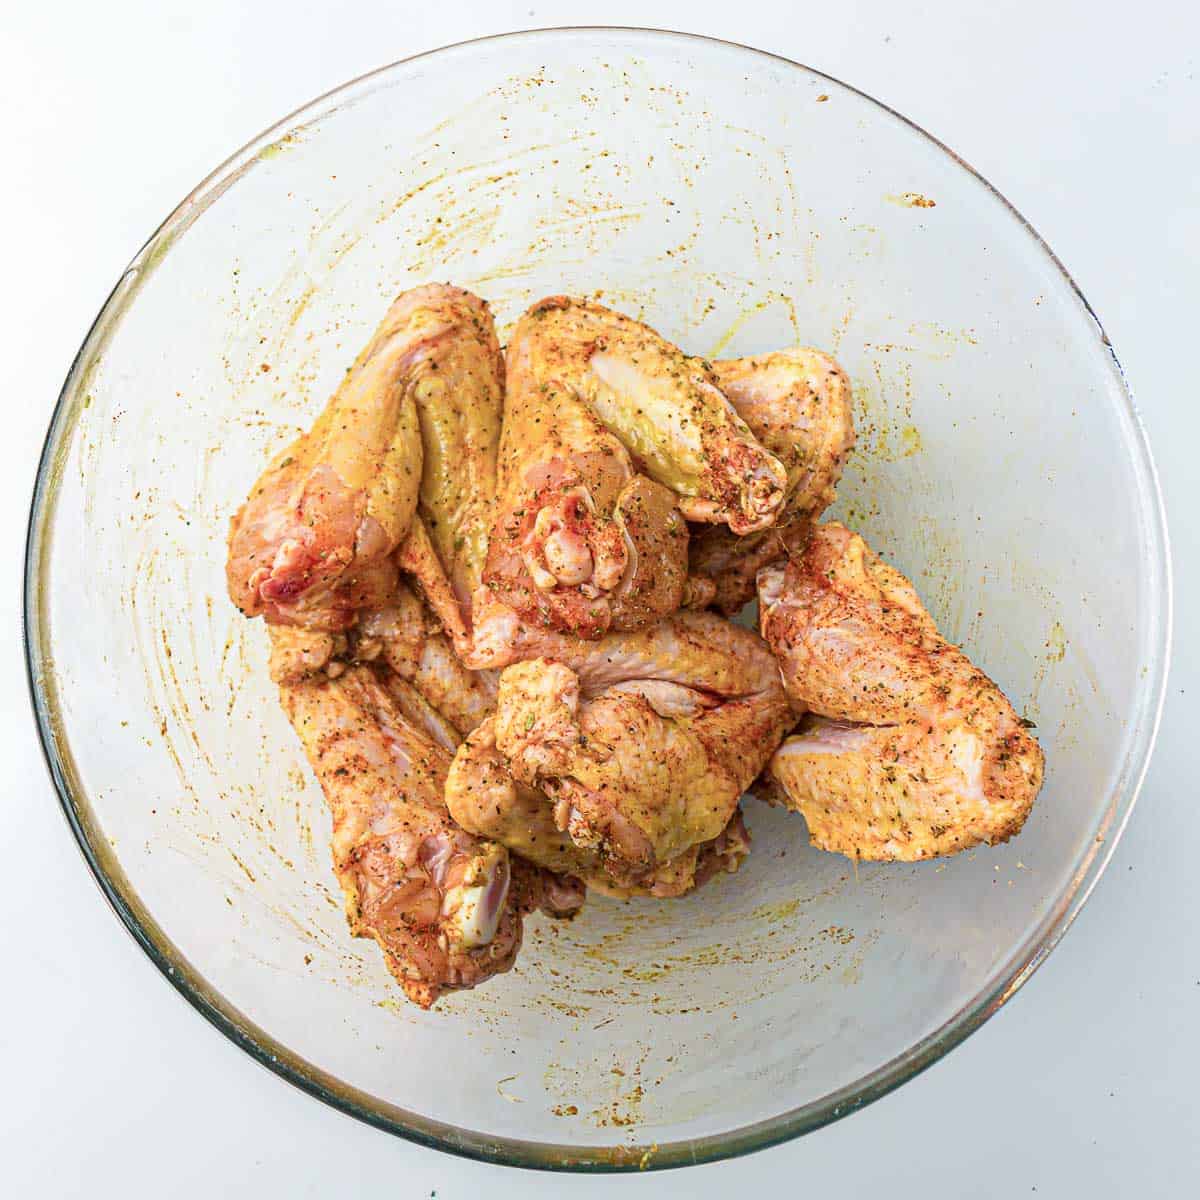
top-left (25, 28), bottom-right (1170, 1170)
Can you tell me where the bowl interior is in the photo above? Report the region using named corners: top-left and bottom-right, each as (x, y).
top-left (28, 29), bottom-right (1167, 1169)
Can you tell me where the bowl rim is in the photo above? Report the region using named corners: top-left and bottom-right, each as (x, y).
top-left (23, 24), bottom-right (1173, 1172)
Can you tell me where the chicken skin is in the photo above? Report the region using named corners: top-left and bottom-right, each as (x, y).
top-left (689, 348), bottom-right (855, 615)
top-left (225, 287), bottom-right (467, 630)
top-left (391, 286), bottom-right (505, 643)
top-left (445, 717), bottom-right (752, 897)
top-left (757, 523), bottom-right (1044, 860)
top-left (482, 297), bottom-right (788, 640)
top-left (278, 660), bottom-right (581, 1007)
top-left (447, 610), bottom-right (794, 888)
top-left (409, 290), bottom-right (503, 618)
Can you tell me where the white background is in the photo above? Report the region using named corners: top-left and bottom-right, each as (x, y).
top-left (3, 2), bottom-right (1195, 1195)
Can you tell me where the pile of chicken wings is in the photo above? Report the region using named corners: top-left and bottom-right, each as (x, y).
top-left (225, 285), bottom-right (1044, 1008)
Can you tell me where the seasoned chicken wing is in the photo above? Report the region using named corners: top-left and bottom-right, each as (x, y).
top-left (278, 664), bottom-right (528, 1007)
top-left (450, 611), bottom-right (794, 887)
top-left (225, 287), bottom-right (463, 629)
top-left (757, 523), bottom-right (1044, 860)
top-left (483, 297), bottom-right (787, 639)
top-left (690, 348), bottom-right (855, 614)
top-left (445, 717), bottom-right (751, 897)
top-left (226, 275), bottom-right (1049, 1010)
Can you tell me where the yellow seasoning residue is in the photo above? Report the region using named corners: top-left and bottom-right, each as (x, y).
top-left (256, 132), bottom-right (301, 162)
top-left (899, 424), bottom-right (923, 457)
top-left (706, 291), bottom-right (801, 358)
top-left (1045, 620), bottom-right (1068, 662)
top-left (886, 191), bottom-right (938, 208)
top-left (706, 300), bottom-right (769, 358)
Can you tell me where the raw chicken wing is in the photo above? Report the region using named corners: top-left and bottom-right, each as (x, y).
top-left (452, 610), bottom-right (794, 887)
top-left (446, 717), bottom-right (751, 897)
top-left (483, 297), bottom-right (787, 639)
top-left (278, 661), bottom-right (580, 1007)
top-left (225, 287), bottom-right (466, 629)
top-left (757, 523), bottom-right (1044, 860)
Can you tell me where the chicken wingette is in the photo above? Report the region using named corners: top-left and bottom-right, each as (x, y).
top-left (374, 284), bottom-right (526, 665)
top-left (689, 348), bottom-right (855, 614)
top-left (757, 523), bottom-right (1044, 861)
top-left (400, 285), bottom-right (504, 630)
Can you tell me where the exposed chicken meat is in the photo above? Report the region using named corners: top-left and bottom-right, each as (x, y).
top-left (757, 523), bottom-right (1044, 860)
top-left (689, 348), bottom-right (855, 614)
top-left (266, 626), bottom-right (345, 685)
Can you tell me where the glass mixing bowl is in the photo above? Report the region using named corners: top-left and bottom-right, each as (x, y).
top-left (25, 28), bottom-right (1169, 1170)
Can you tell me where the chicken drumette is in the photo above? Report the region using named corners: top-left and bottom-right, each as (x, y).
top-left (757, 523), bottom-right (1044, 861)
top-left (446, 610), bottom-right (795, 890)
top-left (225, 286), bottom-right (465, 630)
top-left (483, 297), bottom-right (787, 639)
top-left (446, 716), bottom-right (753, 899)
top-left (444, 716), bottom-right (753, 899)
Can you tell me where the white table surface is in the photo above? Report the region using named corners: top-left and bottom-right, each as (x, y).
top-left (3, 2), bottom-right (1195, 1195)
